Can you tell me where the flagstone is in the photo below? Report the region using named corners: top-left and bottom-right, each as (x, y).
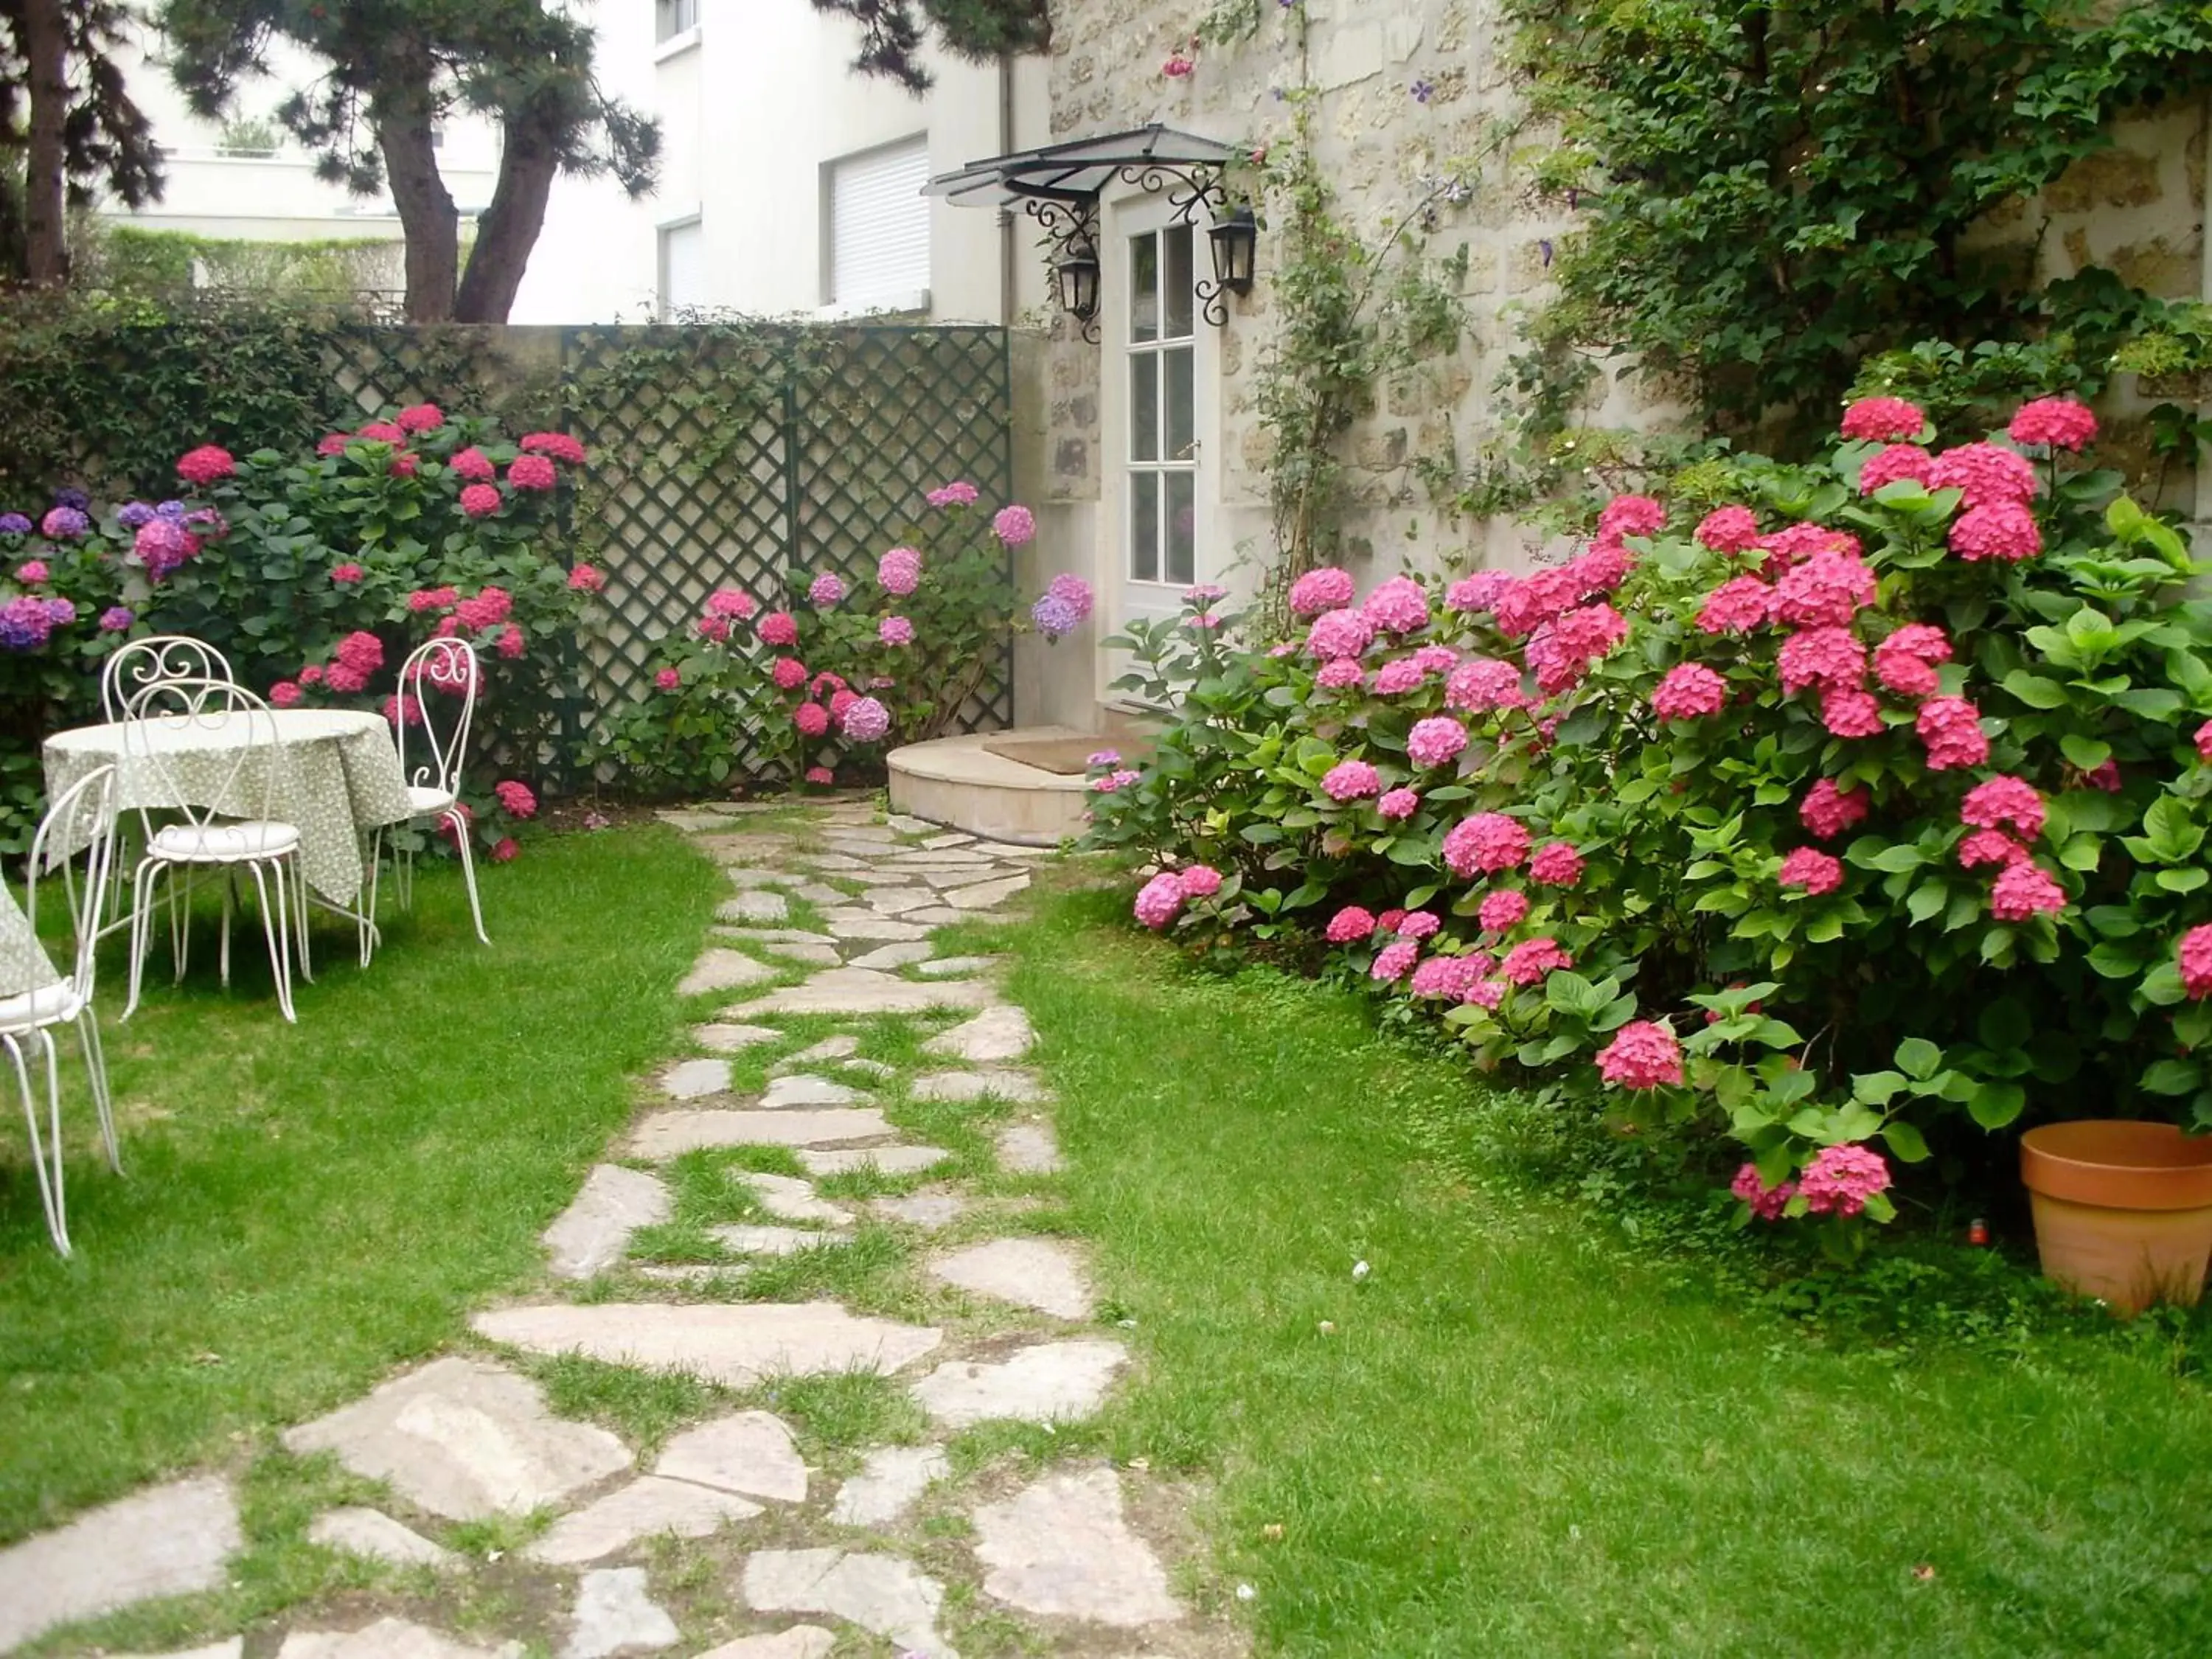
top-left (764, 941), bottom-right (841, 967)
top-left (660, 1057), bottom-right (732, 1099)
top-left (847, 941), bottom-right (936, 971)
top-left (738, 1171), bottom-right (855, 1225)
top-left (693, 1023), bottom-right (783, 1053)
top-left (909, 1340), bottom-right (1127, 1428)
top-left (913, 867), bottom-right (1011, 890)
top-left (774, 1034), bottom-right (859, 1069)
top-left (915, 956), bottom-right (1002, 978)
top-left (563, 1567), bottom-right (679, 1659)
top-left (996, 1121), bottom-right (1064, 1174)
top-left (798, 1143), bottom-right (951, 1176)
top-left (279, 1620), bottom-right (521, 1659)
top-left (636, 1262), bottom-right (753, 1286)
top-left (829, 1444), bottom-right (950, 1526)
top-left (886, 814), bottom-right (938, 835)
top-left (923, 1005), bottom-right (1034, 1063)
top-left (728, 968), bottom-right (998, 1018)
top-left (656, 1411), bottom-right (810, 1502)
top-left (543, 1166), bottom-right (673, 1281)
top-left (658, 810), bottom-right (729, 833)
top-left (908, 1069), bottom-right (1050, 1105)
top-left (919, 831), bottom-right (975, 849)
top-left (628, 1108), bottom-right (894, 1156)
top-left (694, 1630), bottom-right (836, 1659)
top-left (709, 1223), bottom-right (855, 1256)
top-left (282, 1358), bottom-right (631, 1522)
top-left (793, 882), bottom-right (852, 906)
top-left (759, 1072), bottom-right (867, 1108)
top-left (116, 1644), bottom-right (244, 1659)
top-left (308, 1507), bottom-right (462, 1572)
top-left (0, 1476), bottom-right (243, 1655)
top-left (526, 1477), bottom-right (761, 1567)
top-left (972, 1466), bottom-right (1183, 1627)
top-left (726, 868), bottom-right (806, 889)
top-left (679, 949), bottom-right (779, 997)
top-left (942, 876), bottom-right (1031, 911)
top-left (871, 1191), bottom-right (969, 1228)
top-left (471, 1302), bottom-right (943, 1387)
top-left (927, 1237), bottom-right (1094, 1320)
top-left (819, 912), bottom-right (932, 943)
top-left (721, 891), bottom-right (791, 925)
top-left (742, 1549), bottom-right (955, 1658)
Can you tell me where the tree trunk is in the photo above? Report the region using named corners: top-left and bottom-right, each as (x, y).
top-left (22, 0), bottom-right (69, 285)
top-left (372, 52), bottom-right (457, 321)
top-left (451, 108), bottom-right (560, 324)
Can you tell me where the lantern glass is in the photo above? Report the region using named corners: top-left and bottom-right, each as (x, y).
top-left (1055, 251), bottom-right (1100, 321)
top-left (1208, 206), bottom-right (1258, 293)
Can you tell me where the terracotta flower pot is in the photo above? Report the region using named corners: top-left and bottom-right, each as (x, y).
top-left (2019, 1120), bottom-right (2212, 1315)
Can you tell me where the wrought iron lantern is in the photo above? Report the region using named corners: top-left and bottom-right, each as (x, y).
top-left (1206, 204), bottom-right (1259, 300)
top-left (1054, 243), bottom-right (1102, 326)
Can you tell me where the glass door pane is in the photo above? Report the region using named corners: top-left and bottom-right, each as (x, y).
top-left (1165, 346), bottom-right (1194, 462)
top-left (1130, 472), bottom-right (1161, 583)
top-left (1130, 352), bottom-right (1159, 462)
top-left (1164, 226), bottom-right (1194, 338)
top-left (1166, 472), bottom-right (1196, 587)
top-left (1130, 234), bottom-right (1159, 344)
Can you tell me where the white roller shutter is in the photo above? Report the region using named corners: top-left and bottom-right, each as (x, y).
top-left (830, 138), bottom-right (930, 310)
top-left (659, 219), bottom-right (705, 317)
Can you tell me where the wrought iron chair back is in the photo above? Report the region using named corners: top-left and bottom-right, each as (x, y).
top-left (118, 677), bottom-right (285, 846)
top-left (394, 637), bottom-right (480, 801)
top-left (24, 765), bottom-right (118, 1003)
top-left (100, 635), bottom-right (236, 720)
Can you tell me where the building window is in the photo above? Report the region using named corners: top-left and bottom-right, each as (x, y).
top-left (656, 0), bottom-right (699, 41)
top-left (1126, 223), bottom-right (1196, 587)
top-left (658, 217), bottom-right (704, 319)
top-left (825, 136), bottom-right (930, 311)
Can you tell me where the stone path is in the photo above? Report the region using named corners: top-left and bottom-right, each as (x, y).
top-left (0, 799), bottom-right (1237, 1658)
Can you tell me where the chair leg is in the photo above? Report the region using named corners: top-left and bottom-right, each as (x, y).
top-left (5, 1031), bottom-right (69, 1256)
top-left (124, 860), bottom-right (163, 1022)
top-left (293, 858), bottom-right (314, 985)
top-left (248, 860), bottom-right (297, 1024)
top-left (448, 809), bottom-right (491, 945)
top-left (361, 827), bottom-right (383, 967)
top-left (75, 1009), bottom-right (119, 1174)
top-left (217, 868), bottom-right (235, 988)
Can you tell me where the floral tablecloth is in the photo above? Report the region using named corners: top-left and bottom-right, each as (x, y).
top-left (0, 883), bottom-right (60, 1001)
top-left (44, 709), bottom-right (416, 910)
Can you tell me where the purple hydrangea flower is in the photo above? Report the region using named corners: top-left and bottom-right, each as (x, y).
top-left (0, 513), bottom-right (30, 536)
top-left (184, 507), bottom-right (227, 536)
top-left (808, 571), bottom-right (846, 608)
top-left (1032, 593), bottom-right (1082, 640)
top-left (839, 695), bottom-right (891, 742)
top-left (154, 499), bottom-right (187, 523)
top-left (52, 487), bottom-right (89, 512)
top-left (98, 605), bottom-right (134, 633)
top-left (39, 506), bottom-right (88, 540)
top-left (116, 501), bottom-right (156, 529)
top-left (0, 596), bottom-right (55, 650)
top-left (42, 598), bottom-right (75, 625)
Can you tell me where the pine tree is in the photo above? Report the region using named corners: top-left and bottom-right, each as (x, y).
top-left (810, 0), bottom-right (1051, 92)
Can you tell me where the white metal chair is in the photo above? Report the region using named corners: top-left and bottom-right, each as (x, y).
top-left (100, 633), bottom-right (236, 720)
top-left (119, 678), bottom-right (310, 1023)
top-left (368, 637), bottom-right (489, 956)
top-left (2, 765), bottom-right (121, 1255)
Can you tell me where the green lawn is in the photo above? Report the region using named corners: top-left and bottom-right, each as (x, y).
top-left (0, 824), bottom-right (717, 1543)
top-left (1015, 885), bottom-right (2212, 1658)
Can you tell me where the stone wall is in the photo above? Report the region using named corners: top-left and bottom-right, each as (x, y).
top-left (1032, 0), bottom-right (2210, 598)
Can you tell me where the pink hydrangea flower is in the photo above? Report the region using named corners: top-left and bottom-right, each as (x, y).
top-left (1477, 888), bottom-right (1529, 932)
top-left (1991, 860), bottom-right (2067, 921)
top-left (490, 837), bottom-right (519, 863)
top-left (459, 483), bottom-right (502, 518)
top-left (1858, 442), bottom-right (1935, 495)
top-left (1492, 568), bottom-right (1577, 639)
top-left (1135, 872), bottom-right (1186, 929)
top-left (1694, 505), bottom-right (1761, 553)
top-left (2008, 397), bottom-right (2098, 453)
top-left (1178, 865), bottom-right (1223, 899)
top-left (1306, 607), bottom-right (1375, 660)
top-left (1396, 911), bottom-right (1440, 941)
top-left (176, 443), bottom-right (237, 484)
top-left (494, 779), bottom-right (538, 818)
top-left (1410, 955), bottom-right (1483, 999)
top-left (1731, 1163), bottom-right (1796, 1222)
top-left (496, 622), bottom-right (524, 659)
top-left (1322, 759), bottom-right (1382, 801)
top-left (1926, 442), bottom-right (2039, 508)
top-left (1772, 549), bottom-right (1877, 629)
top-left (1596, 1020), bottom-right (1683, 1088)
top-left (993, 504), bottom-right (1037, 545)
top-left (809, 572), bottom-right (846, 608)
top-left (1531, 602), bottom-right (1629, 693)
top-left (1800, 778), bottom-right (1870, 841)
top-left (1917, 696), bottom-right (1989, 771)
top-left (2084, 759), bottom-right (2121, 792)
top-left (759, 611), bottom-right (799, 647)
top-left (2180, 925), bottom-right (2212, 998)
top-left (1373, 658), bottom-right (1427, 696)
top-left (1501, 936), bottom-right (1572, 984)
top-left (1091, 769), bottom-right (1141, 793)
top-left (1371, 939), bottom-right (1420, 981)
top-left (1444, 813), bottom-right (1531, 877)
top-left (1958, 829), bottom-right (2030, 870)
top-left (383, 693), bottom-right (424, 727)
top-left (1363, 576), bottom-right (1430, 634)
top-left (1528, 842), bottom-right (1584, 886)
top-left (1696, 575), bottom-right (1774, 636)
top-left (1315, 657), bottom-right (1365, 689)
top-left (880, 615), bottom-right (915, 646)
top-left (656, 667), bottom-right (681, 691)
top-left (520, 431), bottom-right (586, 463)
top-left (1465, 978), bottom-right (1509, 1009)
top-left (1820, 686), bottom-right (1886, 740)
top-left (707, 588), bottom-right (759, 620)
top-left (927, 480), bottom-right (981, 508)
top-left (878, 546), bottom-right (922, 594)
top-left (1377, 787), bottom-right (1420, 820)
top-left (1444, 571), bottom-right (1513, 613)
top-left (1445, 658), bottom-right (1527, 713)
top-left (1326, 905), bottom-right (1378, 943)
top-left (568, 563), bottom-right (606, 593)
top-left (1778, 846), bottom-right (1844, 895)
top-left (1565, 543), bottom-right (1632, 598)
top-left (1799, 1144), bottom-right (1892, 1217)
top-left (450, 447), bottom-right (495, 481)
top-left (794, 701), bottom-right (830, 737)
top-left (1759, 523), bottom-right (1861, 574)
top-left (1949, 501), bottom-right (2042, 563)
top-left (1406, 716), bottom-right (1470, 768)
top-left (804, 765), bottom-right (835, 785)
top-left (1840, 397), bottom-right (1926, 442)
top-left (14, 559), bottom-right (48, 583)
top-left (1597, 493), bottom-right (1665, 539)
top-left (1652, 662), bottom-right (1727, 721)
top-left (1289, 566), bottom-right (1357, 616)
top-left (1778, 627), bottom-right (1868, 695)
top-left (507, 453), bottom-right (558, 491)
top-left (269, 679), bottom-right (303, 708)
top-left (1873, 624), bottom-right (1951, 695)
top-left (771, 656), bottom-right (808, 690)
top-left (396, 403), bottom-right (445, 434)
top-left (1960, 775), bottom-right (2045, 841)
top-left (697, 615), bottom-right (732, 644)
top-left (840, 695), bottom-right (891, 742)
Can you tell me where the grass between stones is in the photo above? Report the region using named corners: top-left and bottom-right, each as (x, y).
top-left (1007, 883), bottom-right (2212, 1659)
top-left (0, 825), bottom-right (717, 1552)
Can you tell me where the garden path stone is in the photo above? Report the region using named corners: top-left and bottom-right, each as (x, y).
top-left (760, 1072), bottom-right (866, 1107)
top-left (693, 1023), bottom-right (782, 1053)
top-left (818, 912), bottom-right (931, 943)
top-left (919, 831), bottom-right (975, 849)
top-left (563, 1567), bottom-right (679, 1658)
top-left (943, 876), bottom-right (1030, 911)
top-left (905, 906), bottom-right (970, 926)
top-left (774, 1034), bottom-right (859, 1069)
top-left (924, 1006), bottom-right (1034, 1063)
top-left (793, 883), bottom-right (852, 907)
top-left (116, 1646), bottom-right (242, 1659)
top-left (829, 1444), bottom-right (950, 1526)
top-left (658, 810), bottom-right (730, 832)
top-left (282, 1357), bottom-right (631, 1522)
top-left (916, 956), bottom-right (1002, 978)
top-left (659, 1057), bottom-right (732, 1099)
top-left (726, 869), bottom-right (807, 890)
top-left (864, 888), bottom-right (937, 916)
top-left (636, 1263), bottom-right (751, 1286)
top-left (544, 1165), bottom-right (672, 1281)
top-left (0, 1475), bottom-right (242, 1654)
top-left (628, 1107), bottom-right (895, 1156)
top-left (471, 1302), bottom-right (943, 1386)
top-left (526, 1476), bottom-right (762, 1566)
top-left (872, 1191), bottom-right (969, 1228)
top-left (909, 1069), bottom-right (1050, 1105)
top-left (997, 1121), bottom-right (1064, 1174)
top-left (914, 867), bottom-right (1010, 890)
top-left (927, 1237), bottom-right (1093, 1319)
top-left (909, 1340), bottom-right (1127, 1428)
top-left (847, 941), bottom-right (935, 971)
top-left (742, 1549), bottom-right (955, 1658)
top-left (709, 1223), bottom-right (855, 1256)
top-left (738, 1171), bottom-right (855, 1225)
top-left (886, 813), bottom-right (938, 835)
top-left (800, 855), bottom-right (869, 873)
top-left (971, 1466), bottom-right (1183, 1627)
top-left (279, 1620), bottom-right (521, 1659)
top-left (694, 1632), bottom-right (836, 1659)
top-left (841, 1057), bottom-right (897, 1079)
top-left (656, 1410), bottom-right (810, 1501)
top-left (722, 891), bottom-right (791, 924)
top-left (799, 1144), bottom-right (951, 1177)
top-left (308, 1506), bottom-right (462, 1572)
top-left (765, 941), bottom-right (841, 967)
top-left (678, 949), bottom-right (778, 997)
top-left (728, 969), bottom-right (998, 1018)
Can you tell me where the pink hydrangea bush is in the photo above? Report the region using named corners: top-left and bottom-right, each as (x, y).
top-left (1092, 394), bottom-right (2212, 1228)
